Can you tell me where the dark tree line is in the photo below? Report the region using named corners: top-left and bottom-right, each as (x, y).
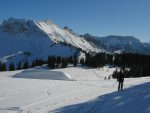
top-left (112, 54), bottom-right (150, 78)
top-left (1, 52), bottom-right (150, 78)
top-left (0, 55), bottom-right (78, 71)
top-left (9, 63), bottom-right (15, 71)
top-left (82, 53), bottom-right (113, 68)
top-left (0, 60), bottom-right (31, 71)
top-left (47, 55), bottom-right (78, 69)
top-left (83, 53), bottom-right (150, 78)
top-left (0, 62), bottom-right (7, 71)
top-left (31, 58), bottom-right (46, 67)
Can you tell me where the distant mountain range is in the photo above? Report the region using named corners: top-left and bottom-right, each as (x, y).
top-left (82, 34), bottom-right (150, 55)
top-left (0, 17), bottom-right (149, 65)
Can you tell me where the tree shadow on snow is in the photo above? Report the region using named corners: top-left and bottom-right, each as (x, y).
top-left (49, 82), bottom-right (150, 113)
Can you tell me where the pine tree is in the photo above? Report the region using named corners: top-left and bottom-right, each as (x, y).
top-left (34, 58), bottom-right (38, 66)
top-left (56, 56), bottom-right (62, 68)
top-left (9, 63), bottom-right (12, 71)
top-left (47, 56), bottom-right (55, 69)
top-left (73, 56), bottom-right (78, 67)
top-left (61, 57), bottom-right (68, 68)
top-left (68, 56), bottom-right (74, 64)
top-left (1, 63), bottom-right (7, 71)
top-left (17, 62), bottom-right (22, 70)
top-left (34, 59), bottom-right (45, 66)
top-left (9, 63), bottom-right (15, 71)
top-left (0, 62), bottom-right (2, 71)
top-left (31, 60), bottom-right (35, 67)
top-left (23, 60), bottom-right (29, 69)
top-left (80, 58), bottom-right (85, 66)
top-left (85, 53), bottom-right (92, 66)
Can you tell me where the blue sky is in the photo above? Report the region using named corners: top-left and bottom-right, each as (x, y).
top-left (0, 0), bottom-right (150, 42)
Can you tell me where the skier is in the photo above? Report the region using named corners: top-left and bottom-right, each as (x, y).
top-left (117, 71), bottom-right (124, 91)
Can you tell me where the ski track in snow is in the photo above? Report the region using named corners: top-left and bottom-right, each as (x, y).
top-left (20, 87), bottom-right (94, 113)
top-left (58, 83), bottom-right (116, 113)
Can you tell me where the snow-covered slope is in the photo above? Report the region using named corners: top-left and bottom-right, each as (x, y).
top-left (0, 18), bottom-right (98, 65)
top-left (83, 34), bottom-right (150, 55)
top-left (0, 66), bottom-right (149, 113)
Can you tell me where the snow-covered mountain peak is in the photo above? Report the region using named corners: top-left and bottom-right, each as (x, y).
top-left (0, 18), bottom-right (99, 65)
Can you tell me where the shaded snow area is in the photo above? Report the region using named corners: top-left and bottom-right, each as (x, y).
top-left (13, 69), bottom-right (72, 81)
top-left (0, 66), bottom-right (150, 113)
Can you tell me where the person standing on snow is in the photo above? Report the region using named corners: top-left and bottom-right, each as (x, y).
top-left (117, 71), bottom-right (124, 91)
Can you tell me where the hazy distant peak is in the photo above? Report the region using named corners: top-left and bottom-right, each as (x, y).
top-left (83, 34), bottom-right (150, 55)
top-left (2, 17), bottom-right (27, 25)
top-left (0, 17), bottom-right (30, 34)
top-left (83, 33), bottom-right (93, 37)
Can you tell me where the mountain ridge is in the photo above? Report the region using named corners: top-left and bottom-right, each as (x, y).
top-left (82, 34), bottom-right (150, 55)
top-left (0, 18), bottom-right (98, 65)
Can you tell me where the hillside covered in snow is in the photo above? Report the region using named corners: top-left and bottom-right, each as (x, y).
top-left (0, 18), bottom-right (98, 65)
top-left (0, 66), bottom-right (149, 113)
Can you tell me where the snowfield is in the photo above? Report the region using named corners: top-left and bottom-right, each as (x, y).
top-left (0, 66), bottom-right (150, 113)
